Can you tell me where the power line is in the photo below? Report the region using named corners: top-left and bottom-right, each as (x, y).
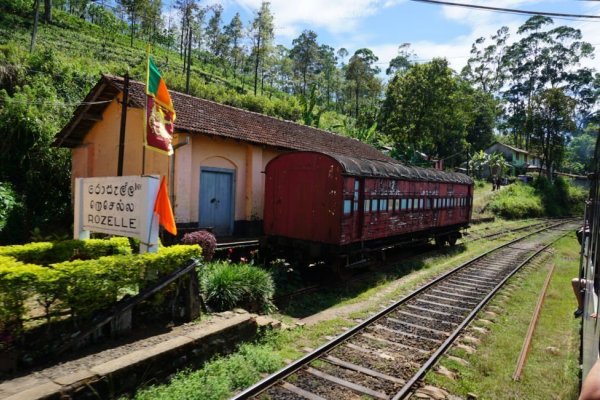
top-left (410, 0), bottom-right (600, 20)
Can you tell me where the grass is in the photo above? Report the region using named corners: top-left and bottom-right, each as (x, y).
top-left (425, 233), bottom-right (581, 399)
top-left (132, 319), bottom-right (352, 400)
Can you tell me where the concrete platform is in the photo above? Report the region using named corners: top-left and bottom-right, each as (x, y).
top-left (0, 311), bottom-right (279, 400)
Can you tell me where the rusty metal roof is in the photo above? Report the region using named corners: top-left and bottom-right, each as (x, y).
top-left (327, 152), bottom-right (473, 184)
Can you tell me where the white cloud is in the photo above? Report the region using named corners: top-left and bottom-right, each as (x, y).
top-left (233, 0), bottom-right (385, 37)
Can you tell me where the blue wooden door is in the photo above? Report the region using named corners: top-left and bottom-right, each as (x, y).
top-left (199, 168), bottom-right (234, 236)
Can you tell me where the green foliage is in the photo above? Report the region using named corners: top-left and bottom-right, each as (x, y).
top-left (0, 182), bottom-right (22, 233)
top-left (488, 183), bottom-right (544, 219)
top-left (0, 237), bottom-right (132, 264)
top-left (200, 261), bottom-right (274, 313)
top-left (0, 241), bottom-right (201, 333)
top-left (488, 177), bottom-right (586, 219)
top-left (135, 341), bottom-right (283, 400)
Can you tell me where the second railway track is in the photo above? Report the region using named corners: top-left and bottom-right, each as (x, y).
top-left (231, 220), bottom-right (579, 400)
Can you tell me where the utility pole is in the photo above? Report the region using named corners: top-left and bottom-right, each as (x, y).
top-left (117, 73), bottom-right (130, 176)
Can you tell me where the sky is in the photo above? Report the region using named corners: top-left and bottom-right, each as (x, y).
top-left (159, 0), bottom-right (600, 74)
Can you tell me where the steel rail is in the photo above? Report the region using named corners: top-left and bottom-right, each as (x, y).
top-left (391, 225), bottom-right (572, 400)
top-left (230, 220), bottom-right (573, 399)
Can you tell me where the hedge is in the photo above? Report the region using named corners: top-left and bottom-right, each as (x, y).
top-left (0, 242), bottom-right (202, 336)
top-left (0, 237), bottom-right (132, 265)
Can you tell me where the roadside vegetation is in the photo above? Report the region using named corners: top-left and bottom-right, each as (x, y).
top-left (488, 176), bottom-right (586, 219)
top-left (426, 234), bottom-right (580, 399)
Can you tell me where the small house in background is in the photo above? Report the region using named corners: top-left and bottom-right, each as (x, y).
top-left (55, 75), bottom-right (393, 238)
top-left (485, 142), bottom-right (541, 174)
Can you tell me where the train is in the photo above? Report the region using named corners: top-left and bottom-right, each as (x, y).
top-left (261, 151), bottom-right (474, 271)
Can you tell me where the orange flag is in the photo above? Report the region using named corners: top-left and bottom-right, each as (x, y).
top-left (154, 176), bottom-right (177, 235)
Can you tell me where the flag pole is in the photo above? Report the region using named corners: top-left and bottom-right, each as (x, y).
top-left (142, 45), bottom-right (150, 175)
top-left (117, 71), bottom-right (129, 177)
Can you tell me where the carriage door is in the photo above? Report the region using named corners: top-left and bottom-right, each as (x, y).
top-left (199, 167), bottom-right (235, 236)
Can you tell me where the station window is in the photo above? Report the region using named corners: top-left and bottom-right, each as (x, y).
top-left (343, 200), bottom-right (352, 215)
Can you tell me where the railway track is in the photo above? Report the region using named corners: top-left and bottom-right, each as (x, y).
top-left (231, 220), bottom-right (577, 400)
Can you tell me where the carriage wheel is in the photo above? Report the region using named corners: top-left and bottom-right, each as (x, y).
top-left (447, 233), bottom-right (458, 246)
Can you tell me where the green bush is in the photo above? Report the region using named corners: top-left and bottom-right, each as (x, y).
top-left (0, 237), bottom-right (132, 264)
top-left (0, 242), bottom-right (202, 332)
top-left (200, 261), bottom-right (274, 313)
top-left (488, 177), bottom-right (587, 219)
top-left (488, 182), bottom-right (544, 219)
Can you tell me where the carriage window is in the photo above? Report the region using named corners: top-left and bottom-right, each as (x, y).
top-left (372, 199), bottom-right (379, 212)
top-left (388, 199), bottom-right (393, 211)
top-left (380, 199), bottom-right (387, 211)
top-left (365, 199), bottom-right (371, 212)
top-left (407, 198), bottom-right (413, 210)
top-left (419, 199), bottom-right (424, 209)
top-left (354, 180), bottom-right (360, 211)
top-left (401, 199), bottom-right (407, 210)
top-left (395, 199), bottom-right (400, 211)
top-left (343, 200), bottom-right (352, 215)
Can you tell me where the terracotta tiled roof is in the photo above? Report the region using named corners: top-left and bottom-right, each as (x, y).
top-left (56, 75), bottom-right (394, 163)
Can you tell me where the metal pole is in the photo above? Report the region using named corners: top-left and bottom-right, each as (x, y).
top-left (117, 73), bottom-right (130, 176)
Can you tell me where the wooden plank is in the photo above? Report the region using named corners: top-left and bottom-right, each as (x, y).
top-left (405, 304), bottom-right (456, 318)
top-left (280, 382), bottom-right (328, 400)
top-left (423, 293), bottom-right (478, 305)
top-left (430, 289), bottom-right (481, 301)
top-left (374, 324), bottom-right (442, 344)
top-left (395, 310), bottom-right (458, 326)
top-left (386, 317), bottom-right (450, 337)
top-left (361, 333), bottom-right (429, 354)
top-left (415, 299), bottom-right (471, 312)
top-left (344, 342), bottom-right (396, 361)
top-left (305, 367), bottom-right (389, 400)
top-left (324, 355), bottom-right (405, 384)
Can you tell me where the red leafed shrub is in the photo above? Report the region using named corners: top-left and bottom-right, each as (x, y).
top-left (181, 231), bottom-right (217, 261)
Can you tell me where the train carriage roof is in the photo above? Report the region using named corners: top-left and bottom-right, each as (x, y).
top-left (310, 152), bottom-right (473, 184)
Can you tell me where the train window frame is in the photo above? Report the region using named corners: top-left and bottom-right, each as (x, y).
top-left (419, 199), bottom-right (424, 209)
top-left (380, 199), bottom-right (387, 212)
top-left (343, 199), bottom-right (352, 215)
top-left (407, 198), bottom-right (413, 210)
top-left (388, 198), bottom-right (393, 212)
top-left (371, 198), bottom-right (379, 212)
top-left (401, 198), bottom-right (407, 210)
top-left (395, 199), bottom-right (400, 212)
top-left (364, 199), bottom-right (371, 212)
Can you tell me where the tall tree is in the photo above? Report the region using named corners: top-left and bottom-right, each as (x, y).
top-left (529, 88), bottom-right (576, 178)
top-left (206, 4), bottom-right (224, 56)
top-left (386, 43), bottom-right (415, 76)
top-left (501, 16), bottom-right (594, 150)
top-left (289, 30), bottom-right (321, 96)
top-left (461, 26), bottom-right (509, 94)
top-left (43, 0), bottom-right (52, 23)
top-left (249, 1), bottom-right (274, 96)
top-left (224, 13), bottom-right (244, 79)
top-left (345, 48), bottom-right (381, 121)
top-left (318, 44), bottom-right (337, 109)
top-left (380, 59), bottom-right (472, 167)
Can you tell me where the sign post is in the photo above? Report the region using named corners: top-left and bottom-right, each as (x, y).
top-left (74, 175), bottom-right (161, 253)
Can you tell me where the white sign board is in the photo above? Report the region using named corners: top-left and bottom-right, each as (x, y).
top-left (74, 175), bottom-right (161, 253)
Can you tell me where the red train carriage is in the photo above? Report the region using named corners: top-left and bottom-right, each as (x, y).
top-left (263, 151), bottom-right (473, 269)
